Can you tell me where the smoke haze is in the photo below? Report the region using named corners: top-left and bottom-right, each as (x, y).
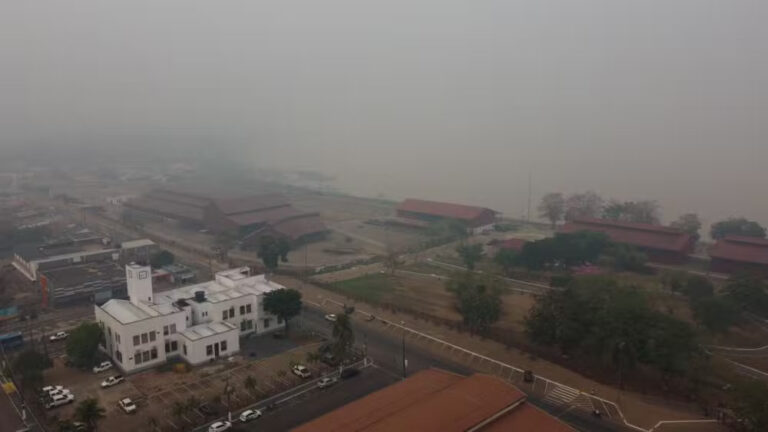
top-left (2, 0), bottom-right (767, 224)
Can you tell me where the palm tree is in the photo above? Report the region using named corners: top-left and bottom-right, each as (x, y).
top-left (332, 311), bottom-right (355, 361)
top-left (74, 397), bottom-right (105, 431)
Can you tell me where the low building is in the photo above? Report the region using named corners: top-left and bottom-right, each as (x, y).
top-left (560, 218), bottom-right (695, 264)
top-left (12, 238), bottom-right (156, 281)
top-left (396, 199), bottom-right (498, 234)
top-left (709, 236), bottom-right (768, 276)
top-left (94, 263), bottom-right (285, 372)
top-left (38, 262), bottom-right (126, 307)
top-left (292, 368), bottom-right (575, 432)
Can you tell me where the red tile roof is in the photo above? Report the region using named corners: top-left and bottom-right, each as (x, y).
top-left (227, 206), bottom-right (309, 227)
top-left (213, 194), bottom-right (288, 215)
top-left (561, 218), bottom-right (693, 253)
top-left (709, 236), bottom-right (768, 265)
top-left (397, 199), bottom-right (496, 222)
top-left (292, 369), bottom-right (573, 432)
top-left (493, 238), bottom-right (528, 252)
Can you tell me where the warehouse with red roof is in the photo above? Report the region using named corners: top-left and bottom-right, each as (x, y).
top-left (560, 218), bottom-right (695, 264)
top-left (709, 236), bottom-right (768, 276)
top-left (396, 198), bottom-right (498, 234)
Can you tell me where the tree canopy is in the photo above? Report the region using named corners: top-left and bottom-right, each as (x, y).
top-left (75, 397), bottom-right (106, 431)
top-left (538, 193), bottom-right (565, 229)
top-left (602, 200), bottom-right (660, 224)
top-left (257, 235), bottom-right (291, 274)
top-left (150, 250), bottom-right (175, 268)
top-left (731, 380), bottom-right (768, 432)
top-left (65, 322), bottom-right (104, 369)
top-left (516, 231), bottom-right (609, 270)
top-left (525, 276), bottom-right (702, 381)
top-left (564, 191), bottom-right (604, 221)
top-left (493, 249), bottom-right (518, 276)
top-left (331, 307), bottom-right (356, 360)
top-left (12, 348), bottom-right (51, 391)
top-left (262, 288), bottom-right (302, 330)
top-left (446, 273), bottom-right (502, 334)
top-left (710, 217), bottom-right (767, 240)
top-left (670, 213), bottom-right (702, 240)
top-left (692, 297), bottom-right (739, 333)
top-left (725, 276), bottom-right (768, 317)
top-left (456, 243), bottom-right (484, 271)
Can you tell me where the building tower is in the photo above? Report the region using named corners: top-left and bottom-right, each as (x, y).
top-left (126, 263), bottom-right (153, 305)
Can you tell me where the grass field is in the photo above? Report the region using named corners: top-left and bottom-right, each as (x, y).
top-left (330, 273), bottom-right (395, 303)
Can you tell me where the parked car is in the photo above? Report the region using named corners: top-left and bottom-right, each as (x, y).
top-left (239, 409), bottom-right (262, 422)
top-left (365, 314), bottom-right (375, 321)
top-left (100, 375), bottom-right (125, 388)
top-left (119, 398), bottom-right (137, 414)
top-left (71, 422), bottom-right (87, 431)
top-left (45, 393), bottom-right (74, 409)
top-left (317, 376), bottom-right (338, 389)
top-left (93, 361), bottom-right (113, 374)
top-left (321, 352), bottom-right (338, 366)
top-left (324, 314), bottom-right (337, 322)
top-left (48, 388), bottom-right (71, 398)
top-left (49, 331), bottom-right (69, 342)
top-left (208, 421), bottom-right (232, 432)
top-left (41, 385), bottom-right (64, 394)
top-left (340, 368), bottom-right (360, 379)
top-left (292, 364), bottom-right (311, 378)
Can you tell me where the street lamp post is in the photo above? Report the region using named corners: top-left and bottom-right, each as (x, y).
top-left (400, 321), bottom-right (407, 378)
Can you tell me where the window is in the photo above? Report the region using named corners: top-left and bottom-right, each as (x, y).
top-left (171, 341), bottom-right (178, 352)
top-left (246, 304), bottom-right (252, 314)
top-left (183, 344), bottom-right (187, 355)
top-left (222, 310), bottom-right (228, 320)
top-left (206, 345), bottom-right (213, 356)
top-left (165, 342), bottom-right (170, 353)
top-left (142, 351), bottom-right (150, 363)
top-left (133, 335), bottom-right (140, 346)
top-left (240, 305), bottom-right (245, 316)
top-left (263, 319), bottom-right (271, 329)
top-left (229, 307), bottom-right (235, 318)
top-left (135, 352), bottom-right (142, 365)
top-left (150, 348), bottom-right (158, 360)
top-left (247, 320), bottom-right (253, 330)
top-left (149, 331), bottom-right (156, 342)
top-left (141, 333), bottom-right (148, 344)
top-left (163, 325), bottom-right (169, 336)
top-left (116, 350), bottom-right (122, 363)
top-left (139, 270), bottom-right (148, 279)
top-left (220, 340), bottom-right (227, 352)
top-left (277, 317), bottom-right (283, 324)
top-left (240, 321), bottom-right (247, 331)
top-left (116, 333), bottom-right (120, 344)
top-left (170, 324), bottom-right (176, 334)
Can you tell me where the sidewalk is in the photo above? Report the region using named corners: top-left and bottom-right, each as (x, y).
top-left (277, 275), bottom-right (724, 432)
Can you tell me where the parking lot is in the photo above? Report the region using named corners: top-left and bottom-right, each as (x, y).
top-left (41, 335), bottom-right (335, 431)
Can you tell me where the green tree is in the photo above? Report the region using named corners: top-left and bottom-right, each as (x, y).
top-left (447, 274), bottom-right (502, 334)
top-left (493, 249), bottom-right (518, 276)
top-left (65, 322), bottom-right (104, 369)
top-left (725, 277), bottom-right (768, 317)
top-left (538, 193), bottom-right (565, 229)
top-left (711, 217), bottom-right (767, 240)
top-left (74, 397), bottom-right (105, 431)
top-left (12, 348), bottom-right (51, 391)
top-left (670, 213), bottom-right (702, 240)
top-left (516, 231), bottom-right (609, 270)
top-left (731, 380), bottom-right (768, 432)
top-left (383, 248), bottom-right (404, 275)
top-left (332, 308), bottom-right (356, 360)
top-left (149, 250), bottom-right (175, 268)
top-left (243, 375), bottom-right (258, 395)
top-left (681, 276), bottom-right (714, 300)
top-left (605, 243), bottom-right (648, 273)
top-left (257, 236), bottom-right (291, 274)
top-left (263, 288), bottom-right (302, 332)
top-left (456, 243), bottom-right (484, 271)
top-left (692, 297), bottom-right (738, 333)
top-left (602, 200), bottom-right (660, 224)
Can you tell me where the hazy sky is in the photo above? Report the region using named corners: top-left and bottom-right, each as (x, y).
top-left (2, 1), bottom-right (767, 225)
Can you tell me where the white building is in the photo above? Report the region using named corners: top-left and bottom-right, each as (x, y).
top-left (95, 263), bottom-right (286, 372)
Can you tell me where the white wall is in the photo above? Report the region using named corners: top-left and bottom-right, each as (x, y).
top-left (181, 329), bottom-right (239, 366)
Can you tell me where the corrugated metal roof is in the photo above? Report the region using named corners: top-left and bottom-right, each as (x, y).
top-left (397, 199), bottom-right (496, 221)
top-left (561, 218), bottom-right (693, 252)
top-left (709, 236), bottom-right (768, 265)
top-left (226, 206), bottom-right (307, 227)
top-left (213, 194), bottom-right (288, 215)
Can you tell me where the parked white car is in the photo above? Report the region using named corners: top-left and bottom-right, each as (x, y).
top-left (292, 364), bottom-right (311, 378)
top-left (49, 331), bottom-right (69, 342)
top-left (48, 388), bottom-right (71, 398)
top-left (324, 314), bottom-right (337, 322)
top-left (45, 393), bottom-right (74, 409)
top-left (208, 421), bottom-right (232, 432)
top-left (119, 398), bottom-right (137, 414)
top-left (239, 409), bottom-right (262, 422)
top-left (100, 375), bottom-right (125, 388)
top-left (317, 376), bottom-right (338, 389)
top-left (41, 385), bottom-right (64, 394)
top-left (93, 361), bottom-right (113, 373)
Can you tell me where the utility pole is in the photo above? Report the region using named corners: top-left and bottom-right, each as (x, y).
top-left (526, 171), bottom-right (532, 223)
top-left (400, 321), bottom-right (407, 378)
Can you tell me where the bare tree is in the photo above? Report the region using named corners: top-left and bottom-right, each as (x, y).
top-left (564, 191), bottom-right (604, 221)
top-left (538, 193), bottom-right (565, 229)
top-left (383, 247), bottom-right (404, 275)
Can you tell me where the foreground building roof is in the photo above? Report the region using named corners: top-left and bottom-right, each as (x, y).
top-left (292, 369), bottom-right (575, 432)
top-left (561, 218), bottom-right (693, 252)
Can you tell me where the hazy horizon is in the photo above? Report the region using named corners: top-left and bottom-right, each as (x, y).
top-left (2, 0), bottom-right (767, 226)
